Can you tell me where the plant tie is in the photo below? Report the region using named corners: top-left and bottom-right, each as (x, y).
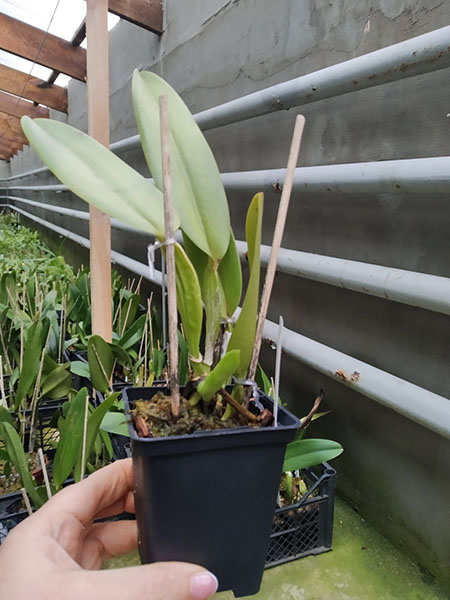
top-left (147, 238), bottom-right (176, 279)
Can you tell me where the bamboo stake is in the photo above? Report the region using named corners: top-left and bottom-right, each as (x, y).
top-left (20, 488), bottom-right (33, 516)
top-left (247, 115), bottom-right (306, 383)
top-left (159, 94), bottom-right (179, 418)
top-left (37, 448), bottom-right (52, 500)
top-left (79, 393), bottom-right (90, 481)
top-left (0, 356), bottom-right (8, 409)
top-left (86, 0), bottom-right (112, 342)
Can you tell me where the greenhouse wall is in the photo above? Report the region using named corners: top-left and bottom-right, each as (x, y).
top-left (3, 0), bottom-right (450, 584)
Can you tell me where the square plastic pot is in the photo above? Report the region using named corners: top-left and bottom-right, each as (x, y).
top-left (123, 386), bottom-right (299, 597)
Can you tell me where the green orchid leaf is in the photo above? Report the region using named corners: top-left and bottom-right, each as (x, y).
top-left (118, 314), bottom-right (146, 351)
top-left (109, 342), bottom-right (132, 366)
top-left (14, 319), bottom-right (46, 410)
top-left (100, 411), bottom-right (129, 437)
top-left (87, 335), bottom-right (114, 393)
top-left (118, 294), bottom-right (140, 337)
top-left (74, 392), bottom-right (120, 481)
top-left (149, 347), bottom-right (165, 380)
top-left (218, 231), bottom-right (242, 317)
top-left (178, 330), bottom-right (189, 386)
top-left (40, 364), bottom-right (72, 399)
top-left (70, 360), bottom-right (91, 379)
top-left (197, 349), bottom-right (240, 401)
top-left (21, 116), bottom-right (178, 238)
top-left (174, 243), bottom-right (203, 364)
top-left (52, 387), bottom-right (88, 490)
top-left (202, 262), bottom-right (226, 366)
top-left (132, 70), bottom-right (229, 259)
top-left (1, 422), bottom-right (43, 507)
top-left (283, 439), bottom-right (343, 472)
top-left (227, 193), bottom-right (264, 377)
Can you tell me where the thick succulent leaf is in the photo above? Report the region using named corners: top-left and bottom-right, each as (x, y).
top-left (52, 388), bottom-right (87, 490)
top-left (182, 232), bottom-right (208, 287)
top-left (283, 439), bottom-right (343, 472)
top-left (227, 193), bottom-right (264, 377)
top-left (202, 262), bottom-right (226, 366)
top-left (132, 70), bottom-right (229, 259)
top-left (21, 116), bottom-right (176, 237)
top-left (174, 243), bottom-right (203, 362)
top-left (87, 335), bottom-right (114, 393)
top-left (40, 364), bottom-right (72, 399)
top-left (197, 350), bottom-right (240, 401)
top-left (14, 319), bottom-right (46, 410)
top-left (74, 392), bottom-right (120, 481)
top-left (218, 230), bottom-right (242, 316)
top-left (100, 411), bottom-right (129, 437)
top-left (1, 422), bottom-right (43, 507)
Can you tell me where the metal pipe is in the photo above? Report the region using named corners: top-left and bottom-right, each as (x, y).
top-left (235, 241), bottom-right (450, 316)
top-left (195, 25), bottom-right (450, 130)
top-left (4, 157), bottom-right (450, 195)
top-left (5, 195), bottom-right (450, 317)
top-left (5, 196), bottom-right (144, 235)
top-left (2, 26), bottom-right (450, 180)
top-left (263, 318), bottom-right (450, 441)
top-left (6, 203), bottom-right (450, 439)
top-left (222, 157), bottom-right (450, 195)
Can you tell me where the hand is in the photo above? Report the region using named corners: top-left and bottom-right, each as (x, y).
top-left (0, 459), bottom-right (218, 600)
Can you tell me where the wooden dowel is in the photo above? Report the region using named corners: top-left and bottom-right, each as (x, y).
top-left (21, 488), bottom-right (33, 516)
top-left (247, 115), bottom-right (306, 383)
top-left (273, 315), bottom-right (284, 427)
top-left (159, 94), bottom-right (180, 418)
top-left (86, 0), bottom-right (112, 342)
top-left (37, 448), bottom-right (52, 500)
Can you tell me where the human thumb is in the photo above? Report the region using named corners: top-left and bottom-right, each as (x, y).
top-left (61, 561), bottom-right (219, 600)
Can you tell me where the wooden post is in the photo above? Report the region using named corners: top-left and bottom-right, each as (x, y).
top-left (159, 94), bottom-right (180, 418)
top-left (86, 0), bottom-right (112, 342)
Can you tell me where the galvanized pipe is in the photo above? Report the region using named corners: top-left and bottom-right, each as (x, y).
top-left (263, 318), bottom-right (450, 441)
top-left (2, 26), bottom-right (450, 176)
top-left (4, 157), bottom-right (450, 195)
top-left (7, 202), bottom-right (450, 440)
top-left (195, 25), bottom-right (450, 130)
top-left (235, 241), bottom-right (450, 316)
top-left (5, 195), bottom-right (450, 317)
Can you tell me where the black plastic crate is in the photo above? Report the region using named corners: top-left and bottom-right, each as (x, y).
top-left (0, 490), bottom-right (28, 545)
top-left (265, 463), bottom-right (336, 568)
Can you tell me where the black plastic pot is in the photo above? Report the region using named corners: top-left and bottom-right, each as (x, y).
top-left (123, 386), bottom-right (299, 597)
top-left (265, 462), bottom-right (336, 568)
top-left (0, 490), bottom-right (28, 545)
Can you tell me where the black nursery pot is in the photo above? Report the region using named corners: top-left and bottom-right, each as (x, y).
top-left (123, 386), bottom-right (299, 598)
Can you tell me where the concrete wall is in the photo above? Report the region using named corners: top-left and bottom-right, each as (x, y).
top-left (4, 0), bottom-right (450, 586)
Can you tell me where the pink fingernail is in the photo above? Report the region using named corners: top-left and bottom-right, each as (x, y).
top-left (190, 571), bottom-right (219, 599)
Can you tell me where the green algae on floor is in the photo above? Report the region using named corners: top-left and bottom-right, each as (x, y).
top-left (105, 496), bottom-right (450, 599)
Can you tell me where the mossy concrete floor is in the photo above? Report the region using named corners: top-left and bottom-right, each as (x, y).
top-left (106, 496), bottom-right (450, 599)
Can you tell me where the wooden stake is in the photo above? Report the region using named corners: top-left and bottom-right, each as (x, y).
top-left (159, 94), bottom-right (180, 418)
top-left (20, 488), bottom-right (33, 516)
top-left (86, 0), bottom-right (112, 342)
top-left (247, 115), bottom-right (306, 383)
top-left (37, 448), bottom-right (52, 500)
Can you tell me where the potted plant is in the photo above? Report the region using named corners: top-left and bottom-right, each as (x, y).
top-left (21, 71), bottom-right (305, 596)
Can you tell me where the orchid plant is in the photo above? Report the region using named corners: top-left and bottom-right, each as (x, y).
top-left (21, 71), bottom-right (264, 413)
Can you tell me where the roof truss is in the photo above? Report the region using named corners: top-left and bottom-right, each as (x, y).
top-left (0, 64), bottom-right (67, 113)
top-left (0, 91), bottom-right (49, 119)
top-left (0, 12), bottom-right (87, 82)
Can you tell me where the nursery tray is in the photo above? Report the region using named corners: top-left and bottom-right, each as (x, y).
top-left (265, 462), bottom-right (336, 568)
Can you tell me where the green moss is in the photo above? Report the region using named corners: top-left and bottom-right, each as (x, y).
top-left (105, 497), bottom-right (450, 599)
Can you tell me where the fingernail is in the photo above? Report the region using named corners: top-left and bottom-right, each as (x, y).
top-left (190, 571), bottom-right (219, 599)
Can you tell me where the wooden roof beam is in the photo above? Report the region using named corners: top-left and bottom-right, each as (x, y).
top-left (107, 0), bottom-right (163, 34)
top-left (0, 139), bottom-right (21, 156)
top-left (0, 13), bottom-right (86, 82)
top-left (0, 64), bottom-right (67, 112)
top-left (0, 111), bottom-right (23, 135)
top-left (0, 125), bottom-right (27, 146)
top-left (0, 91), bottom-right (49, 119)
